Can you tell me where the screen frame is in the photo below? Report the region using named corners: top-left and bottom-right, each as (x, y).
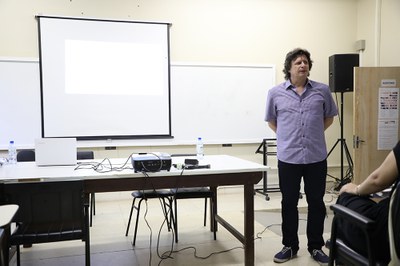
top-left (37, 15), bottom-right (173, 141)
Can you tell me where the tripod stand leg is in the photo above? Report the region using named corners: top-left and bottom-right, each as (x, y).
top-left (342, 139), bottom-right (354, 168)
top-left (335, 139), bottom-right (354, 190)
top-left (327, 138), bottom-right (354, 190)
top-left (327, 139), bottom-right (340, 158)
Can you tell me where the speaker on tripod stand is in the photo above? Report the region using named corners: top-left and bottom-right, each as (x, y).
top-left (327, 54), bottom-right (359, 190)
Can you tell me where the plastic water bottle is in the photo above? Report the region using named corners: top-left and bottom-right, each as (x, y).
top-left (196, 137), bottom-right (204, 160)
top-left (8, 140), bottom-right (17, 164)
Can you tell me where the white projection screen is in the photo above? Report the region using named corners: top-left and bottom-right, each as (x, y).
top-left (37, 16), bottom-right (171, 140)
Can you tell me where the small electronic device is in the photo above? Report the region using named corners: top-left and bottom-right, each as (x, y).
top-left (184, 158), bottom-right (199, 166)
top-left (173, 158), bottom-right (211, 170)
top-left (131, 152), bottom-right (172, 173)
top-left (184, 164), bottom-right (211, 170)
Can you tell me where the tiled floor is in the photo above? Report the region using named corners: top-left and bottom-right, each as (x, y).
top-left (9, 180), bottom-right (340, 266)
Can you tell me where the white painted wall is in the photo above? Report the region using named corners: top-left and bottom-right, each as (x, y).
top-left (0, 0), bottom-right (399, 168)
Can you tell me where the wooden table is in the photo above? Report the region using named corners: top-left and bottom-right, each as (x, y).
top-left (0, 155), bottom-right (267, 266)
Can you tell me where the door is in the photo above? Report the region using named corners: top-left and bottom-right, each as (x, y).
top-left (353, 67), bottom-right (400, 184)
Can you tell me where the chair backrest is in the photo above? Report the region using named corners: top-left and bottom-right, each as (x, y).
top-left (3, 180), bottom-right (86, 240)
top-left (77, 151), bottom-right (94, 160)
top-left (389, 181), bottom-right (400, 265)
top-left (16, 149), bottom-right (35, 162)
top-left (16, 150), bottom-right (94, 162)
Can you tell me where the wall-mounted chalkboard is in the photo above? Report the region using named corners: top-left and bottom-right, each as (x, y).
top-left (0, 58), bottom-right (275, 148)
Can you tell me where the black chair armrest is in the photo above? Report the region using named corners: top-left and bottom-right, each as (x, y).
top-left (330, 204), bottom-right (376, 230)
top-left (328, 203), bottom-right (379, 266)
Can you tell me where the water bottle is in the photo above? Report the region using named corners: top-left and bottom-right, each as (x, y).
top-left (196, 137), bottom-right (204, 160)
top-left (8, 140), bottom-right (17, 164)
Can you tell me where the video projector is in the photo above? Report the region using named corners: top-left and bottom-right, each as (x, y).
top-left (131, 152), bottom-right (172, 173)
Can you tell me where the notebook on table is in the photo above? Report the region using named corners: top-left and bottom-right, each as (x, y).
top-left (35, 138), bottom-right (77, 166)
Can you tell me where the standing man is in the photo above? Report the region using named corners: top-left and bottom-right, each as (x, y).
top-left (265, 48), bottom-right (338, 265)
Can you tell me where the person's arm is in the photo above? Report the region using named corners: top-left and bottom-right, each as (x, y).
top-left (339, 150), bottom-right (398, 196)
top-left (268, 121), bottom-right (277, 133)
top-left (324, 117), bottom-right (334, 131)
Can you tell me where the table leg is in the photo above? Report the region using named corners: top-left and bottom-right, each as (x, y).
top-left (1, 226), bottom-right (10, 266)
top-left (210, 186), bottom-right (218, 233)
top-left (84, 193), bottom-right (91, 266)
top-left (214, 184), bottom-right (256, 266)
top-left (244, 183), bottom-right (255, 266)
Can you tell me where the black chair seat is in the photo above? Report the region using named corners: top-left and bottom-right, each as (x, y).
top-left (170, 187), bottom-right (216, 242)
top-left (171, 187), bottom-right (212, 198)
top-left (125, 189), bottom-right (174, 246)
top-left (10, 222), bottom-right (84, 244)
top-left (131, 189), bottom-right (173, 198)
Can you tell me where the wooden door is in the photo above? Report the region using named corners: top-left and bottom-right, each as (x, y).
top-left (353, 67), bottom-right (400, 184)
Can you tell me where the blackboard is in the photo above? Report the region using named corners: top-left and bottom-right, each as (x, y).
top-left (0, 59), bottom-right (275, 148)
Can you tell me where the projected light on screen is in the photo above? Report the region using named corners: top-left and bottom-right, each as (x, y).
top-left (65, 40), bottom-right (164, 96)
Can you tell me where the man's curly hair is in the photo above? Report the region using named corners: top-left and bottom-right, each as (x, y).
top-left (283, 48), bottom-right (313, 80)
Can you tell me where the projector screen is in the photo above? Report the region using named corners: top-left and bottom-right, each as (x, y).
top-left (37, 16), bottom-right (171, 140)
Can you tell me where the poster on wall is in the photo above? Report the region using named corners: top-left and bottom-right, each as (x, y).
top-left (378, 86), bottom-right (399, 150)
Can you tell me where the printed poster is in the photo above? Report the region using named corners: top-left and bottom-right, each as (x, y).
top-left (378, 87), bottom-right (399, 150)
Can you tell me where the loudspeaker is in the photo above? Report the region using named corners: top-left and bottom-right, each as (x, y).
top-left (329, 54), bottom-right (359, 92)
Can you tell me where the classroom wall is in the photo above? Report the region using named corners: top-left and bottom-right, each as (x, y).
top-left (1, 0), bottom-right (399, 167)
top-left (356, 0), bottom-right (400, 67)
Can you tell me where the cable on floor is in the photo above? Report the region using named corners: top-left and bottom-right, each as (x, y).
top-left (255, 218), bottom-right (308, 240)
top-left (140, 171), bottom-right (176, 266)
top-left (157, 245), bottom-right (244, 265)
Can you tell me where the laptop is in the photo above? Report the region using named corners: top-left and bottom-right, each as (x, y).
top-left (35, 138), bottom-right (77, 166)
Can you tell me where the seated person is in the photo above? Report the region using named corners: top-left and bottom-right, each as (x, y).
top-left (336, 140), bottom-right (400, 264)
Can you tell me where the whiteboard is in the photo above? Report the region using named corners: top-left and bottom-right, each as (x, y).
top-left (0, 59), bottom-right (42, 148)
top-left (170, 63), bottom-right (275, 144)
top-left (0, 59), bottom-right (275, 148)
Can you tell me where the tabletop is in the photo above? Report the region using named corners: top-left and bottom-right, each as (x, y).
top-left (0, 155), bottom-right (268, 182)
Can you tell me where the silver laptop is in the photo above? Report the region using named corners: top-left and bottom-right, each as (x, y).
top-left (35, 138), bottom-right (77, 166)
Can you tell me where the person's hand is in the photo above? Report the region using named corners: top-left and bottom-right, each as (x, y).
top-left (339, 183), bottom-right (358, 195)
